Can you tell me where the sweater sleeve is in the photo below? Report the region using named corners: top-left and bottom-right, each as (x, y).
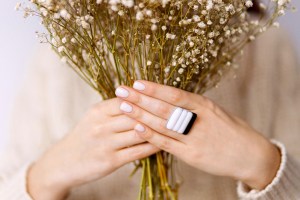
top-left (237, 30), bottom-right (300, 200)
top-left (0, 48), bottom-right (56, 199)
top-left (0, 163), bottom-right (33, 200)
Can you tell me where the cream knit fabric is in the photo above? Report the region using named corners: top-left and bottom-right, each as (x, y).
top-left (0, 29), bottom-right (300, 200)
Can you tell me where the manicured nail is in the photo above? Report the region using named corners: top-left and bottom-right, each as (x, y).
top-left (135, 124), bottom-right (145, 132)
top-left (115, 87), bottom-right (129, 98)
top-left (120, 102), bottom-right (133, 113)
top-left (133, 81), bottom-right (145, 91)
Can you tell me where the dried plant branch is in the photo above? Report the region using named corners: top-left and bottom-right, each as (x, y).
top-left (17, 0), bottom-right (291, 199)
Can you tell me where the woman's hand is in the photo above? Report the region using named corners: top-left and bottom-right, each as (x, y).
top-left (115, 80), bottom-right (281, 191)
top-left (27, 98), bottom-right (159, 200)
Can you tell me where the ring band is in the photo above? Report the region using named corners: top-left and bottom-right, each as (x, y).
top-left (166, 107), bottom-right (197, 135)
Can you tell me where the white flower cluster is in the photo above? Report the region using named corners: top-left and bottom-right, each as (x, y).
top-left (26, 0), bottom-right (290, 95)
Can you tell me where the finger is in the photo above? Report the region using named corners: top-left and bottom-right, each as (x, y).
top-left (134, 123), bottom-right (186, 157)
top-left (115, 86), bottom-right (177, 120)
top-left (117, 143), bottom-right (159, 165)
top-left (109, 115), bottom-right (136, 133)
top-left (111, 130), bottom-right (146, 149)
top-left (119, 101), bottom-right (186, 141)
top-left (93, 98), bottom-right (123, 117)
top-left (132, 80), bottom-right (203, 109)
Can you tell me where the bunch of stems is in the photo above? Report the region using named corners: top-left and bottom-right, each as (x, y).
top-left (21, 0), bottom-right (291, 198)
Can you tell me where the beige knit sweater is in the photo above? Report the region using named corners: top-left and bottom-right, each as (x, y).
top-left (0, 29), bottom-right (300, 200)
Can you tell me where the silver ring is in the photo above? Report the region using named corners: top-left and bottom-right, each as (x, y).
top-left (166, 107), bottom-right (197, 135)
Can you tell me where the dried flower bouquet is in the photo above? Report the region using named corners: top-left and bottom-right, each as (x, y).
top-left (19, 0), bottom-right (290, 199)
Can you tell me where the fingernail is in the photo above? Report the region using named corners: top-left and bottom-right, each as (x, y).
top-left (135, 124), bottom-right (145, 133)
top-left (120, 102), bottom-right (133, 113)
top-left (115, 87), bottom-right (129, 98)
top-left (133, 81), bottom-right (145, 91)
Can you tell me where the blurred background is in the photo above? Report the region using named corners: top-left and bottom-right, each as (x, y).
top-left (0, 1), bottom-right (300, 152)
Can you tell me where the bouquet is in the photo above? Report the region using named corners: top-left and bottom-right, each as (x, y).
top-left (18, 0), bottom-right (290, 199)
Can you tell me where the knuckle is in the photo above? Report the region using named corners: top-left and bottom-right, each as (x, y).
top-left (131, 107), bottom-right (143, 119)
top-left (187, 149), bottom-right (203, 166)
top-left (141, 129), bottom-right (154, 140)
top-left (169, 90), bottom-right (182, 103)
top-left (89, 103), bottom-right (101, 114)
top-left (103, 157), bottom-right (118, 170)
top-left (156, 103), bottom-right (170, 118)
top-left (204, 98), bottom-right (218, 112)
top-left (157, 139), bottom-right (171, 151)
top-left (131, 148), bottom-right (145, 160)
top-left (147, 85), bottom-right (156, 96)
top-left (132, 93), bottom-right (142, 104)
top-left (90, 124), bottom-right (105, 137)
top-left (159, 119), bottom-right (167, 130)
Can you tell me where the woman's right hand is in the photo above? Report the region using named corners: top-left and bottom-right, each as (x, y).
top-left (27, 98), bottom-right (159, 200)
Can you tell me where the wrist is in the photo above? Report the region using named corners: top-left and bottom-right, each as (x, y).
top-left (27, 162), bottom-right (70, 200)
top-left (239, 138), bottom-right (281, 190)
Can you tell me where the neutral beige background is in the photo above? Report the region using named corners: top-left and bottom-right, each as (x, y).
top-left (0, 1), bottom-right (299, 151)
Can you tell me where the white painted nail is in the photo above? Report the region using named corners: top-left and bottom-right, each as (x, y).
top-left (178, 112), bottom-right (193, 134)
top-left (135, 124), bottom-right (145, 132)
top-left (166, 107), bottom-right (183, 130)
top-left (120, 102), bottom-right (133, 113)
top-left (115, 87), bottom-right (129, 98)
top-left (133, 81), bottom-right (146, 91)
top-left (173, 109), bottom-right (188, 132)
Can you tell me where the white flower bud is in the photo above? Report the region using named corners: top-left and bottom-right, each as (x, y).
top-left (136, 11), bottom-right (144, 21)
top-left (197, 22), bottom-right (206, 29)
top-left (58, 46), bottom-right (65, 52)
top-left (60, 9), bottom-right (71, 20)
top-left (178, 68), bottom-right (184, 74)
top-left (62, 37), bottom-right (67, 44)
top-left (245, 0), bottom-right (253, 8)
top-left (151, 24), bottom-right (157, 31)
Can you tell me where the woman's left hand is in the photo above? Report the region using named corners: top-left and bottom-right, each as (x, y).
top-left (115, 80), bottom-right (281, 190)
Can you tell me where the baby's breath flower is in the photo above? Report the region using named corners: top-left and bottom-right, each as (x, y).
top-left (147, 61), bottom-right (152, 66)
top-left (62, 37), bottom-right (67, 44)
top-left (122, 0), bottom-right (134, 8)
top-left (71, 38), bottom-right (76, 43)
top-left (245, 0), bottom-right (253, 8)
top-left (164, 67), bottom-right (170, 73)
top-left (118, 10), bottom-right (124, 16)
top-left (145, 10), bottom-right (153, 17)
top-left (60, 9), bottom-right (71, 20)
top-left (197, 22), bottom-right (206, 29)
top-left (136, 11), bottom-right (144, 21)
top-left (81, 20), bottom-right (90, 29)
top-left (178, 68), bottom-right (184, 74)
top-left (58, 46), bottom-right (65, 53)
top-left (166, 33), bottom-right (176, 40)
top-left (249, 35), bottom-right (255, 41)
top-left (151, 24), bottom-right (157, 31)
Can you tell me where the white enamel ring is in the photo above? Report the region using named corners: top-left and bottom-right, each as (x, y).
top-left (166, 107), bottom-right (197, 135)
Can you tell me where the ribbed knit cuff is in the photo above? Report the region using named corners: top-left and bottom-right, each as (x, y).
top-left (237, 140), bottom-right (300, 200)
top-left (0, 163), bottom-right (33, 200)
